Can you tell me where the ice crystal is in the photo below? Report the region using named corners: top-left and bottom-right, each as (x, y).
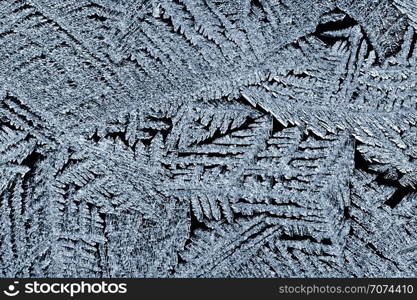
top-left (1, 0), bottom-right (417, 277)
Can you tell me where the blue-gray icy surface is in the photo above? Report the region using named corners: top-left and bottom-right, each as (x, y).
top-left (1, 0), bottom-right (417, 277)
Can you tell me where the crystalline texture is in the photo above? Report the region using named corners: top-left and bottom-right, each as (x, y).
top-left (0, 0), bottom-right (417, 277)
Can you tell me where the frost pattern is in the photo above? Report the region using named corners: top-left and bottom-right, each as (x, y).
top-left (1, 0), bottom-right (417, 277)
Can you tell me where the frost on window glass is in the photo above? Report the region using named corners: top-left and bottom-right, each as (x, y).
top-left (0, 0), bottom-right (417, 277)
